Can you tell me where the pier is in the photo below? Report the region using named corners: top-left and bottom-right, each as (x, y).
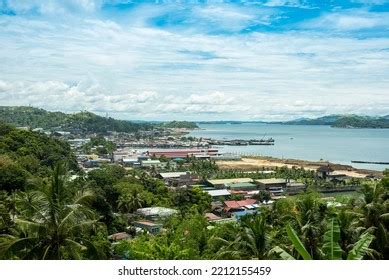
top-left (351, 160), bottom-right (389, 165)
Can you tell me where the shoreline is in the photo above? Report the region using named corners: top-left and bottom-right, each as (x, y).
top-left (216, 156), bottom-right (383, 178)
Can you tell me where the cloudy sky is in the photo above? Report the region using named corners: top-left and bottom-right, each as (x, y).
top-left (0, 0), bottom-right (388, 121)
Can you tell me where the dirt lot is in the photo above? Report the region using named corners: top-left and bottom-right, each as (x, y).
top-left (216, 156), bottom-right (382, 178)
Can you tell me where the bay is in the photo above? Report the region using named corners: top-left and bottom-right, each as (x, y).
top-left (188, 123), bottom-right (389, 171)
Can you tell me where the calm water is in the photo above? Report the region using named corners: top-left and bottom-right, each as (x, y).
top-left (189, 123), bottom-right (389, 171)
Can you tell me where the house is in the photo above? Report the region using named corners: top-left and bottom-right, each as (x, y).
top-left (122, 158), bottom-right (140, 167)
top-left (205, 212), bottom-right (237, 223)
top-left (113, 151), bottom-right (131, 162)
top-left (206, 189), bottom-right (231, 201)
top-left (68, 138), bottom-right (90, 148)
top-left (193, 154), bottom-right (211, 160)
top-left (255, 178), bottom-right (289, 188)
top-left (140, 159), bottom-right (163, 168)
top-left (137, 155), bottom-right (150, 161)
top-left (226, 182), bottom-right (257, 191)
top-left (132, 220), bottom-right (162, 234)
top-left (136, 207), bottom-right (178, 220)
top-left (157, 171), bottom-right (198, 186)
top-left (205, 212), bottom-right (222, 222)
top-left (286, 182), bottom-right (307, 194)
top-left (255, 178), bottom-right (288, 196)
top-left (317, 166), bottom-right (334, 179)
top-left (245, 190), bottom-right (260, 198)
top-left (317, 166), bottom-right (348, 183)
top-left (232, 209), bottom-right (257, 220)
top-left (255, 178), bottom-right (306, 196)
top-left (83, 160), bottom-right (100, 168)
top-left (224, 199), bottom-right (258, 212)
top-left (158, 171), bottom-right (190, 180)
top-left (207, 178), bottom-right (254, 188)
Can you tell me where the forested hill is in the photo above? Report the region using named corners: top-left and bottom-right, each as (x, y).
top-left (0, 106), bottom-right (153, 133)
top-left (0, 121), bottom-right (77, 191)
top-left (161, 121), bottom-right (199, 129)
top-left (284, 115), bottom-right (389, 128)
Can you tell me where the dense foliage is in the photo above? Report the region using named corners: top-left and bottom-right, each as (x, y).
top-left (0, 122), bottom-right (77, 186)
top-left (0, 120), bottom-right (388, 260)
top-left (81, 136), bottom-right (116, 155)
top-left (0, 106), bottom-right (153, 133)
top-left (114, 179), bottom-right (389, 260)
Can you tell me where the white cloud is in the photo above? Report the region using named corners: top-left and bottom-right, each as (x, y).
top-left (302, 10), bottom-right (389, 31)
top-left (264, 0), bottom-right (310, 8)
top-left (1, 4), bottom-right (389, 120)
top-left (5, 0), bottom-right (102, 15)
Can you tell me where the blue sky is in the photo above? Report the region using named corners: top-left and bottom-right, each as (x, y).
top-left (0, 0), bottom-right (388, 121)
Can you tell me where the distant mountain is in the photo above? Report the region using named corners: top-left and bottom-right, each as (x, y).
top-left (197, 120), bottom-right (266, 124)
top-left (0, 106), bottom-right (153, 133)
top-left (284, 114), bottom-right (389, 128)
top-left (284, 115), bottom-right (342, 125)
top-left (332, 115), bottom-right (389, 128)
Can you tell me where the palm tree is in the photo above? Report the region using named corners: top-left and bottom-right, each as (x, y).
top-left (117, 191), bottom-right (145, 213)
top-left (0, 163), bottom-right (98, 259)
top-left (358, 183), bottom-right (388, 259)
top-left (237, 214), bottom-right (270, 259)
top-left (211, 214), bottom-right (270, 260)
top-left (206, 222), bottom-right (241, 259)
top-left (291, 193), bottom-right (327, 259)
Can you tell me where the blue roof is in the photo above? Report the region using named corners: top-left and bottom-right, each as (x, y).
top-left (232, 210), bottom-right (257, 220)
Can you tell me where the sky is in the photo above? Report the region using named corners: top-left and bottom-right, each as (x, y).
top-left (0, 0), bottom-right (388, 121)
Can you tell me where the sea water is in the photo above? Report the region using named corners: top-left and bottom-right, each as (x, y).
top-left (189, 123), bottom-right (389, 171)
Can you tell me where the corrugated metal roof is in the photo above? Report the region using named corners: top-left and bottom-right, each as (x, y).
top-left (255, 178), bottom-right (293, 184)
top-left (141, 160), bottom-right (161, 164)
top-left (224, 199), bottom-right (257, 209)
top-left (136, 207), bottom-right (178, 217)
top-left (227, 182), bottom-right (257, 189)
top-left (205, 213), bottom-right (222, 221)
top-left (159, 171), bottom-right (190, 178)
top-left (208, 178), bottom-right (253, 185)
top-left (206, 189), bottom-right (231, 197)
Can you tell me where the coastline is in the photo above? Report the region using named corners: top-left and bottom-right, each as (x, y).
top-left (216, 156), bottom-right (383, 178)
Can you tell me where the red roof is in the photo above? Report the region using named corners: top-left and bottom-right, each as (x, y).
top-left (224, 199), bottom-right (257, 209)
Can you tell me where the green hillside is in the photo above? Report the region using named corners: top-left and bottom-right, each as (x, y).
top-left (332, 115), bottom-right (389, 128)
top-left (0, 121), bottom-right (77, 189)
top-left (0, 106), bottom-right (153, 133)
top-left (285, 114), bottom-right (389, 128)
top-left (161, 120), bottom-right (199, 129)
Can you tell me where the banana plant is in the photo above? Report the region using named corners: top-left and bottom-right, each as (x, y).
top-left (271, 219), bottom-right (374, 260)
top-left (322, 219), bottom-right (343, 260)
top-left (347, 232), bottom-right (374, 260)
